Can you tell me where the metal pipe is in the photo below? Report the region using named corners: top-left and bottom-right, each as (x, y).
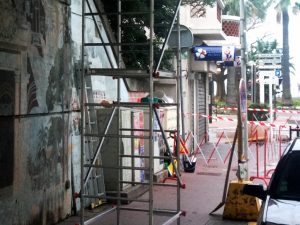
top-left (86, 0), bottom-right (114, 68)
top-left (80, 1), bottom-right (86, 224)
top-left (84, 133), bottom-right (150, 139)
top-left (149, 1), bottom-right (154, 224)
top-left (177, 9), bottom-right (185, 141)
top-left (83, 165), bottom-right (150, 170)
top-left (162, 212), bottom-right (182, 225)
top-left (118, 207), bottom-right (179, 214)
top-left (120, 154), bottom-right (176, 160)
top-left (117, 1), bottom-right (122, 224)
top-left (120, 128), bottom-right (177, 133)
top-left (239, 0), bottom-right (249, 180)
top-left (155, 0), bottom-right (182, 72)
top-left (84, 207), bottom-right (116, 225)
top-left (153, 108), bottom-right (184, 187)
top-left (175, 8), bottom-right (182, 224)
top-left (119, 181), bottom-right (177, 187)
top-left (105, 196), bottom-right (150, 203)
top-left (83, 108), bottom-right (117, 186)
top-left (131, 112), bottom-right (135, 186)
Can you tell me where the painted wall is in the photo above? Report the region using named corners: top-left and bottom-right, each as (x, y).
top-left (0, 1), bottom-right (73, 224)
top-left (180, 4), bottom-right (222, 31)
top-left (0, 0), bottom-right (128, 224)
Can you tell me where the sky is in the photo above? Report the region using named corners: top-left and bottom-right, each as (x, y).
top-left (247, 2), bottom-right (300, 97)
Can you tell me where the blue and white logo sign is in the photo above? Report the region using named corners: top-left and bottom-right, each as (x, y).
top-left (192, 45), bottom-right (235, 62)
top-left (222, 46), bottom-right (235, 62)
top-left (275, 69), bottom-right (281, 78)
top-left (234, 56), bottom-right (241, 67)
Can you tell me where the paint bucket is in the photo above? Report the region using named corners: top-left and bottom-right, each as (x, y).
top-left (183, 156), bottom-right (197, 173)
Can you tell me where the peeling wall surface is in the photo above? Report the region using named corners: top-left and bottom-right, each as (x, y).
top-left (0, 1), bottom-right (127, 224)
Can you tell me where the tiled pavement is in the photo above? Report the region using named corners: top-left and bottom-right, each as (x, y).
top-left (57, 153), bottom-right (255, 225)
top-left (57, 115), bottom-right (275, 225)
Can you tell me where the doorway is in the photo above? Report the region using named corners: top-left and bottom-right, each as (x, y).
top-left (0, 70), bottom-right (15, 188)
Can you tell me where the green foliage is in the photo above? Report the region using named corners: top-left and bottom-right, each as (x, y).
top-left (215, 100), bottom-right (227, 108)
top-left (248, 103), bottom-right (269, 121)
top-left (275, 0), bottom-right (292, 13)
top-left (273, 0), bottom-right (299, 106)
top-left (276, 97), bottom-right (300, 108)
top-left (182, 0), bottom-right (215, 5)
top-left (248, 39), bottom-right (279, 62)
top-left (223, 0), bottom-right (272, 29)
top-left (100, 0), bottom-right (176, 69)
top-left (100, 0), bottom-right (215, 70)
top-left (275, 100), bottom-right (284, 108)
top-left (292, 98), bottom-right (300, 107)
top-left (223, 0), bottom-right (240, 16)
top-left (214, 100), bottom-right (233, 115)
top-left (182, 0), bottom-right (215, 7)
top-left (247, 0), bottom-right (273, 20)
top-left (223, 0), bottom-right (272, 18)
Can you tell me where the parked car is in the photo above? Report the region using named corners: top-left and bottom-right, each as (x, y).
top-left (243, 137), bottom-right (300, 225)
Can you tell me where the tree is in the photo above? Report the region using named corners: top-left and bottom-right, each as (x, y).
top-left (222, 0), bottom-right (272, 106)
top-left (274, 0), bottom-right (299, 106)
top-left (248, 39), bottom-right (279, 62)
top-left (214, 65), bottom-right (227, 102)
top-left (213, 39), bottom-right (279, 102)
top-left (100, 0), bottom-right (215, 70)
top-left (223, 0), bottom-right (272, 30)
top-left (247, 39), bottom-right (279, 103)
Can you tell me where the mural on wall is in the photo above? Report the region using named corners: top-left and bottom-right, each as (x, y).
top-left (71, 88), bottom-right (81, 136)
top-left (0, 1), bottom-right (75, 224)
top-left (0, 1), bottom-right (18, 41)
top-left (28, 190), bottom-right (65, 225)
top-left (0, 70), bottom-right (15, 189)
top-left (73, 61), bottom-right (82, 93)
top-left (46, 48), bottom-right (65, 111)
top-left (27, 117), bottom-right (64, 190)
top-left (27, 55), bottom-right (39, 113)
top-left (25, 115), bottom-right (69, 225)
top-left (25, 0), bottom-right (46, 57)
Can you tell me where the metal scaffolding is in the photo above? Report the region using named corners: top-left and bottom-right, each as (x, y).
top-left (79, 0), bottom-right (183, 224)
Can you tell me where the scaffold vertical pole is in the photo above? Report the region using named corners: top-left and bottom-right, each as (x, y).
top-left (80, 0), bottom-right (86, 224)
top-left (238, 0), bottom-right (249, 181)
top-left (149, 0), bottom-right (154, 224)
top-left (117, 1), bottom-right (121, 224)
top-left (176, 8), bottom-right (182, 225)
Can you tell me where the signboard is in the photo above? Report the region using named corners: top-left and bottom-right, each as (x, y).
top-left (168, 25), bottom-right (194, 49)
top-left (256, 54), bottom-right (282, 70)
top-left (239, 79), bottom-right (247, 122)
top-left (192, 46), bottom-right (235, 62)
top-left (192, 46), bottom-right (240, 67)
top-left (275, 69), bottom-right (281, 78)
top-left (234, 56), bottom-right (241, 67)
top-left (258, 71), bottom-right (279, 85)
top-left (223, 55), bottom-right (241, 67)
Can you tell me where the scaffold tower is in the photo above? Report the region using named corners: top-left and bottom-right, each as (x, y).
top-left (79, 0), bottom-right (184, 224)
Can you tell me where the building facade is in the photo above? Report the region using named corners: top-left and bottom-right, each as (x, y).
top-left (0, 1), bottom-right (129, 224)
top-left (0, 1), bottom-right (241, 224)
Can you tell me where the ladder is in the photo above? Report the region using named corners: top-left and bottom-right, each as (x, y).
top-left (79, 0), bottom-right (184, 224)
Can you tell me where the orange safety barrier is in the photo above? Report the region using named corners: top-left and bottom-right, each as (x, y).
top-left (169, 132), bottom-right (196, 173)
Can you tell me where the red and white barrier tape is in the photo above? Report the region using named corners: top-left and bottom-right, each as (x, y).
top-left (213, 106), bottom-right (300, 115)
top-left (186, 112), bottom-right (292, 129)
top-left (248, 120), bottom-right (288, 128)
